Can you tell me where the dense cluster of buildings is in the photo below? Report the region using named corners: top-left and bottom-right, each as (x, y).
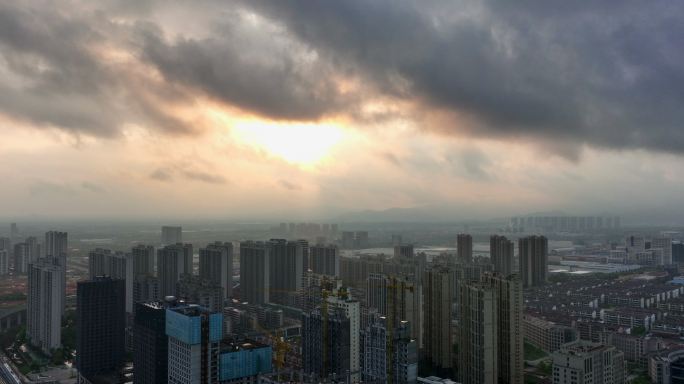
top-left (2, 222), bottom-right (684, 384)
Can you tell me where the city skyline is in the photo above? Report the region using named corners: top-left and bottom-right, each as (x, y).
top-left (0, 1), bottom-right (684, 223)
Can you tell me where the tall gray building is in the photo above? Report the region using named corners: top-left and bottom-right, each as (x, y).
top-left (239, 241), bottom-right (270, 305)
top-left (157, 243), bottom-right (193, 298)
top-left (13, 242), bottom-right (28, 274)
top-left (27, 257), bottom-right (63, 354)
top-left (161, 226), bottom-right (182, 246)
top-left (0, 250), bottom-right (7, 275)
top-left (490, 235), bottom-right (514, 277)
top-left (518, 235), bottom-right (548, 288)
top-left (457, 234), bottom-right (473, 264)
top-left (310, 243), bottom-right (340, 277)
top-left (268, 239), bottom-right (303, 305)
top-left (302, 307), bottom-right (351, 381)
top-left (199, 242), bottom-right (234, 299)
top-left (45, 231), bottom-right (68, 312)
top-left (24, 236), bottom-right (41, 264)
top-left (423, 267), bottom-right (454, 371)
top-left (366, 273), bottom-right (421, 347)
top-left (88, 249), bottom-right (135, 313)
top-left (133, 274), bottom-right (159, 311)
top-left (458, 280), bottom-right (497, 384)
top-left (458, 273), bottom-right (524, 384)
top-left (362, 313), bottom-right (417, 384)
top-left (131, 244), bottom-right (155, 276)
top-left (394, 244), bottom-right (414, 261)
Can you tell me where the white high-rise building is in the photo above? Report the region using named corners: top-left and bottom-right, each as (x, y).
top-left (552, 341), bottom-right (625, 384)
top-left (161, 226), bottom-right (183, 246)
top-left (651, 237), bottom-right (673, 265)
top-left (166, 305), bottom-right (222, 384)
top-left (327, 289), bottom-right (361, 383)
top-left (27, 257), bottom-right (64, 354)
top-left (44, 231), bottom-right (67, 312)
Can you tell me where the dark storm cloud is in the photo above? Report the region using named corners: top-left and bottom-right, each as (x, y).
top-left (2, 0), bottom-right (684, 156)
top-left (0, 2), bottom-right (193, 136)
top-left (238, 0), bottom-right (684, 155)
top-left (136, 15), bottom-right (345, 120)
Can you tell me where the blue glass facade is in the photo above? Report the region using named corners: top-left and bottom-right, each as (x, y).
top-left (165, 306), bottom-right (224, 345)
top-left (219, 344), bottom-right (273, 381)
top-left (166, 308), bottom-right (201, 344)
top-left (209, 312), bottom-right (223, 342)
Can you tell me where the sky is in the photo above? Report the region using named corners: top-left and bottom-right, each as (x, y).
top-left (1, 0), bottom-right (683, 223)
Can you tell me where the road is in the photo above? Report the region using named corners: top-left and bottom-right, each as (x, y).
top-left (0, 357), bottom-right (21, 384)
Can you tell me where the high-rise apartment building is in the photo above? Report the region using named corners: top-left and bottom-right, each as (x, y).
top-left (551, 341), bottom-right (625, 384)
top-left (239, 241), bottom-right (271, 305)
top-left (394, 244), bottom-right (415, 261)
top-left (27, 257), bottom-right (63, 354)
top-left (458, 273), bottom-right (524, 384)
top-left (268, 239), bottom-right (304, 305)
top-left (199, 242), bottom-right (234, 299)
top-left (157, 243), bottom-right (193, 298)
top-left (176, 274), bottom-right (224, 313)
top-left (24, 236), bottom-right (41, 264)
top-left (13, 242), bottom-right (28, 274)
top-left (457, 234), bottom-right (473, 264)
top-left (366, 273), bottom-right (421, 347)
top-left (76, 277), bottom-right (126, 381)
top-left (355, 231), bottom-right (369, 249)
top-left (0, 237), bottom-right (11, 255)
top-left (166, 304), bottom-right (223, 384)
top-left (310, 243), bottom-right (340, 277)
top-left (133, 274), bottom-right (159, 310)
top-left (88, 249), bottom-right (135, 313)
top-left (326, 288), bottom-right (361, 382)
top-left (362, 313), bottom-right (418, 384)
top-left (0, 250), bottom-right (7, 275)
top-left (481, 273), bottom-right (524, 384)
top-left (651, 237), bottom-right (673, 265)
top-left (302, 307), bottom-right (352, 381)
top-left (341, 231), bottom-right (355, 249)
top-left (45, 231), bottom-right (67, 312)
top-left (161, 226), bottom-right (183, 246)
top-left (131, 244), bottom-right (155, 276)
top-left (458, 280), bottom-right (498, 384)
top-left (490, 235), bottom-right (514, 276)
top-left (519, 235), bottom-right (548, 288)
top-left (133, 300), bottom-right (176, 384)
top-left (422, 267), bottom-right (454, 371)
top-left (297, 239), bottom-right (310, 272)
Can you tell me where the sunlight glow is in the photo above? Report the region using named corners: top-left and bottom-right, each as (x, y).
top-left (233, 121), bottom-right (345, 165)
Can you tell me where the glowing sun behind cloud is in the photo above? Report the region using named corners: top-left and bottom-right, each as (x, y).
top-left (233, 120), bottom-right (345, 166)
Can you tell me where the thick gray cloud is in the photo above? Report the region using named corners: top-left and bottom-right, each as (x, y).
top-left (136, 17), bottom-right (346, 120)
top-left (1, 0), bottom-right (684, 157)
top-left (0, 2), bottom-right (193, 136)
top-left (238, 0), bottom-right (684, 155)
